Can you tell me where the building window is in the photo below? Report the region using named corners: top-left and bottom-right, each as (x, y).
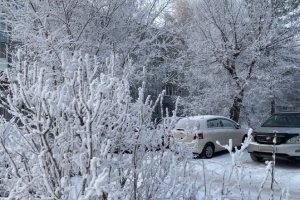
top-left (0, 43), bottom-right (6, 58)
top-left (0, 22), bottom-right (5, 32)
top-left (0, 17), bottom-right (6, 30)
top-left (166, 85), bottom-right (185, 96)
top-left (0, 43), bottom-right (7, 70)
top-left (165, 71), bottom-right (184, 81)
top-left (165, 85), bottom-right (176, 96)
top-left (0, 18), bottom-right (8, 44)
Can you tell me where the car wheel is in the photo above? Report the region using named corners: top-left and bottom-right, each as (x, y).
top-left (250, 153), bottom-right (263, 162)
top-left (201, 143), bottom-right (214, 159)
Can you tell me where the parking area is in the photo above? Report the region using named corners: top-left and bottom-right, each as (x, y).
top-left (190, 150), bottom-right (300, 199)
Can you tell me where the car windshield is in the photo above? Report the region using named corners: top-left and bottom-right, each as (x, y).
top-left (261, 113), bottom-right (300, 127)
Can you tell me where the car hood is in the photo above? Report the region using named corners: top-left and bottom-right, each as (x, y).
top-left (254, 127), bottom-right (300, 134)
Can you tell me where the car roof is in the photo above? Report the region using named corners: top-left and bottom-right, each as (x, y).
top-left (274, 112), bottom-right (300, 114)
top-left (180, 115), bottom-right (230, 121)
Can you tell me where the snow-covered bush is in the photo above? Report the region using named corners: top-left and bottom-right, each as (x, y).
top-left (0, 53), bottom-right (198, 199)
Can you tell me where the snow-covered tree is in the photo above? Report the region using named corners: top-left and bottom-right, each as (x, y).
top-left (176, 0), bottom-right (300, 124)
top-left (0, 0), bottom-right (182, 92)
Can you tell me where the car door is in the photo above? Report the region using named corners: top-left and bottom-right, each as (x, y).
top-left (220, 119), bottom-right (241, 147)
top-left (207, 118), bottom-right (226, 151)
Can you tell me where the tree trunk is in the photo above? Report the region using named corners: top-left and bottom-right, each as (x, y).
top-left (230, 90), bottom-right (244, 123)
top-left (271, 98), bottom-right (275, 115)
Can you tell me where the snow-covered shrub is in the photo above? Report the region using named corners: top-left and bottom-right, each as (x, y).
top-left (0, 53), bottom-right (197, 199)
top-left (214, 129), bottom-right (288, 200)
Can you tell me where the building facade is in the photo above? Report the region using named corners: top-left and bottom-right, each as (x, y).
top-left (0, 18), bottom-right (8, 70)
top-left (0, 17), bottom-right (11, 120)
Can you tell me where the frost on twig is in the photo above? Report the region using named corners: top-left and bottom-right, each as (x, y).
top-left (215, 128), bottom-right (252, 198)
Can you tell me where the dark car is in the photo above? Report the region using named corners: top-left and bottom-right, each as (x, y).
top-left (247, 112), bottom-right (300, 162)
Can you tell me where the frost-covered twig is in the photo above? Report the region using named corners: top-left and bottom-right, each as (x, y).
top-left (216, 128), bottom-right (253, 198)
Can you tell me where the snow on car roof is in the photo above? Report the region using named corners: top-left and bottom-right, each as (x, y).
top-left (181, 115), bottom-right (228, 121)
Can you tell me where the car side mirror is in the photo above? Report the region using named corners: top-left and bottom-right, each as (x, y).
top-left (236, 124), bottom-right (241, 129)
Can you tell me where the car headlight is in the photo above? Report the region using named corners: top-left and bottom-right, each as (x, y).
top-left (286, 136), bottom-right (300, 143)
top-left (250, 135), bottom-right (255, 142)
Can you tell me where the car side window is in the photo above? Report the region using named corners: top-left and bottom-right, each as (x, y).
top-left (221, 119), bottom-right (236, 128)
top-left (207, 119), bottom-right (222, 128)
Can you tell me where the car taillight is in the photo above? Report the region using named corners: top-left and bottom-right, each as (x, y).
top-left (193, 133), bottom-right (204, 140)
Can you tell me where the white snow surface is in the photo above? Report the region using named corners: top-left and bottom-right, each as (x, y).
top-left (191, 151), bottom-right (300, 200)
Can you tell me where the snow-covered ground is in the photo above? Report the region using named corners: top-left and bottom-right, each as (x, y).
top-left (191, 150), bottom-right (300, 199)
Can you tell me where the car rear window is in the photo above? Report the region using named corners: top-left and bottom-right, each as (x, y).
top-left (262, 113), bottom-right (300, 127)
top-left (175, 118), bottom-right (200, 130)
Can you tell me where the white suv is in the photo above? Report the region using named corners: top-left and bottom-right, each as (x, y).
top-left (247, 112), bottom-right (300, 162)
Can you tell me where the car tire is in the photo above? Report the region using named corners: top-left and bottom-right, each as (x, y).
top-left (250, 153), bottom-right (263, 162)
top-left (201, 143), bottom-right (214, 159)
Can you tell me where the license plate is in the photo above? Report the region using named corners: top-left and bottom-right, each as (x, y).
top-left (259, 146), bottom-right (276, 152)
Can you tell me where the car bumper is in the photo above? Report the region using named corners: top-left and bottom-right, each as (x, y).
top-left (169, 138), bottom-right (204, 154)
top-left (247, 142), bottom-right (300, 158)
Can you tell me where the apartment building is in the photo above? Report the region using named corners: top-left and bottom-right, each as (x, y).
top-left (0, 17), bottom-right (11, 120)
